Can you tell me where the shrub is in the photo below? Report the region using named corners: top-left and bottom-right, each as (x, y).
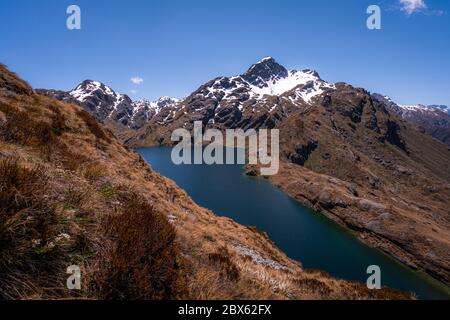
top-left (0, 157), bottom-right (48, 215)
top-left (0, 103), bottom-right (33, 145)
top-left (91, 193), bottom-right (181, 299)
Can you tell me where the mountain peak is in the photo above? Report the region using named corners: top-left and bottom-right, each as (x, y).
top-left (241, 57), bottom-right (288, 88)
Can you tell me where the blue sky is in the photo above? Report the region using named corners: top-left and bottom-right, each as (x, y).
top-left (0, 0), bottom-right (449, 105)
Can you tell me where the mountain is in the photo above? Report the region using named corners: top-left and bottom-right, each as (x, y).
top-left (2, 64), bottom-right (411, 300)
top-left (41, 57), bottom-right (334, 143)
top-left (129, 57), bottom-right (335, 146)
top-left (38, 81), bottom-right (179, 130)
top-left (430, 105), bottom-right (450, 115)
top-left (372, 94), bottom-right (450, 146)
top-left (127, 58), bottom-right (450, 286)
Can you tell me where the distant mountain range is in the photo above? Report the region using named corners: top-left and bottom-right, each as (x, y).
top-left (372, 94), bottom-right (450, 146)
top-left (37, 82), bottom-right (178, 129)
top-left (39, 57), bottom-right (449, 147)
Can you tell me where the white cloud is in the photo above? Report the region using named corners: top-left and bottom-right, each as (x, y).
top-left (130, 76), bottom-right (144, 85)
top-left (130, 89), bottom-right (138, 94)
top-left (399, 0), bottom-right (427, 15)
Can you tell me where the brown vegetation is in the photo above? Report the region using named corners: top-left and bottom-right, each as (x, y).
top-left (90, 193), bottom-right (181, 299)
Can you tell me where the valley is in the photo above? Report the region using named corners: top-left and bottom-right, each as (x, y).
top-left (11, 56), bottom-right (450, 299)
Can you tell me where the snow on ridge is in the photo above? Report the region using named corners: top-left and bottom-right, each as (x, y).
top-left (131, 96), bottom-right (179, 118)
top-left (399, 104), bottom-right (435, 112)
top-left (203, 69), bottom-right (334, 106)
top-left (70, 80), bottom-right (124, 108)
top-left (249, 70), bottom-right (334, 101)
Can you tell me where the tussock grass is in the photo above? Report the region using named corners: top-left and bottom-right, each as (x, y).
top-left (208, 246), bottom-right (240, 281)
top-left (0, 64), bottom-right (33, 95)
top-left (0, 158), bottom-right (64, 299)
top-left (90, 193), bottom-right (182, 299)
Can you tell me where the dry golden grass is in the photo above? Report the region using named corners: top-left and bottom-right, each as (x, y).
top-left (90, 192), bottom-right (182, 299)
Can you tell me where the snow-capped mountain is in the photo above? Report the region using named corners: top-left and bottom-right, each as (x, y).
top-left (240, 57), bottom-right (334, 101)
top-left (39, 80), bottom-right (179, 129)
top-left (143, 57), bottom-right (336, 134)
top-left (38, 57), bottom-right (449, 148)
top-left (131, 97), bottom-right (180, 128)
top-left (429, 105), bottom-right (450, 115)
top-left (69, 80), bottom-right (135, 126)
top-left (193, 57), bottom-right (334, 109)
top-left (39, 58), bottom-right (335, 134)
top-left (372, 94), bottom-right (450, 146)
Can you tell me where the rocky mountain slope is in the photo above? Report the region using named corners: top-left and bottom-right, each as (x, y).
top-left (372, 94), bottom-right (450, 146)
top-left (1, 64), bottom-right (411, 300)
top-left (121, 58), bottom-right (450, 287)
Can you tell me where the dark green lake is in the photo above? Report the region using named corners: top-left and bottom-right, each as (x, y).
top-left (137, 147), bottom-right (450, 300)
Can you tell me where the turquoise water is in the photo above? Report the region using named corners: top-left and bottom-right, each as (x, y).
top-left (137, 147), bottom-right (450, 300)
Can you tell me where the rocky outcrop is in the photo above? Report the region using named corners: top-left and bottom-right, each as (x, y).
top-left (289, 140), bottom-right (318, 166)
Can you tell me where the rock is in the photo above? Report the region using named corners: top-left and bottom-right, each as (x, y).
top-left (347, 184), bottom-right (359, 197)
top-left (317, 190), bottom-right (347, 209)
top-left (245, 165), bottom-right (259, 177)
top-left (379, 212), bottom-right (392, 220)
top-left (395, 165), bottom-right (412, 175)
top-left (289, 140), bottom-right (318, 166)
top-left (365, 220), bottom-right (382, 232)
top-left (358, 199), bottom-right (386, 213)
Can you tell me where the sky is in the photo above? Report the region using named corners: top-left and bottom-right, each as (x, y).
top-left (0, 0), bottom-right (449, 105)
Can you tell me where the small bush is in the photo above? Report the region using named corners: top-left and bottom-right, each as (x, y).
top-left (91, 193), bottom-right (181, 299)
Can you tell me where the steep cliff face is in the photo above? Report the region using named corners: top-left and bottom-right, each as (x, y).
top-left (0, 64), bottom-right (409, 300)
